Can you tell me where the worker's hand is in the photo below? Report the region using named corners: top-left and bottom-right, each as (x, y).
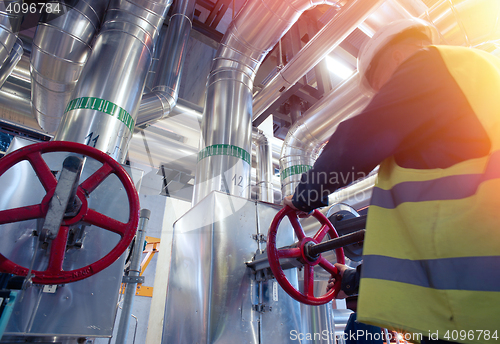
top-left (282, 195), bottom-right (297, 209)
top-left (282, 195), bottom-right (311, 218)
top-left (326, 263), bottom-right (349, 299)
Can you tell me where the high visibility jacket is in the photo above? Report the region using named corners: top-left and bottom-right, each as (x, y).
top-left (357, 45), bottom-right (500, 343)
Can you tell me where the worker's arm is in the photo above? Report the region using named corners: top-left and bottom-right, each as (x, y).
top-left (291, 47), bottom-right (490, 212)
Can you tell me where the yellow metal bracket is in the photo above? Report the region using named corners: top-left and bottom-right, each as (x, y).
top-left (120, 236), bottom-right (160, 297)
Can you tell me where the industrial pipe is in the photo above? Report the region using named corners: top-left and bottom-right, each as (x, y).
top-left (136, 0), bottom-right (197, 127)
top-left (252, 0), bottom-right (385, 126)
top-left (280, 72), bottom-right (371, 197)
top-left (252, 127), bottom-right (274, 203)
top-left (54, 0), bottom-right (172, 163)
top-left (192, 0), bottom-right (342, 205)
top-left (30, 0), bottom-right (109, 134)
top-left (0, 1), bottom-right (22, 69)
top-left (0, 37), bottom-right (22, 89)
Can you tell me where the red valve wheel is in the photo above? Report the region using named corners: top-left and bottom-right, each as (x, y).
top-left (0, 141), bottom-right (140, 284)
top-left (267, 206), bottom-right (345, 306)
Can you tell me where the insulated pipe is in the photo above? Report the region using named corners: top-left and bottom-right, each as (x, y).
top-left (0, 1), bottom-right (22, 68)
top-left (30, 0), bottom-right (109, 134)
top-left (0, 38), bottom-right (22, 89)
top-left (136, 0), bottom-right (196, 127)
top-left (54, 0), bottom-right (172, 163)
top-left (280, 72), bottom-right (371, 197)
top-left (192, 0), bottom-right (340, 205)
top-left (280, 0), bottom-right (500, 200)
top-left (252, 0), bottom-right (385, 126)
top-left (422, 0), bottom-right (500, 53)
top-left (252, 127), bottom-right (274, 203)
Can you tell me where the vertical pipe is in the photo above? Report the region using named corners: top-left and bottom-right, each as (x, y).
top-left (280, 73), bottom-right (371, 197)
top-left (115, 209), bottom-right (151, 344)
top-left (0, 1), bottom-right (22, 68)
top-left (136, 0), bottom-right (197, 127)
top-left (54, 0), bottom-right (172, 163)
top-left (30, 0), bottom-right (109, 134)
top-left (253, 128), bottom-right (274, 203)
top-left (192, 0), bottom-right (339, 205)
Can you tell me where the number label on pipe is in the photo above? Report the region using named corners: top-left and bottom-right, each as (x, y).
top-left (273, 281), bottom-right (279, 301)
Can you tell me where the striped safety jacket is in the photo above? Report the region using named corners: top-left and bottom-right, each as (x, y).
top-left (292, 45), bottom-right (500, 341)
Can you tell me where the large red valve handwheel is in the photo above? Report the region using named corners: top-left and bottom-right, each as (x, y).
top-left (0, 141), bottom-right (140, 284)
top-left (267, 206), bottom-right (345, 306)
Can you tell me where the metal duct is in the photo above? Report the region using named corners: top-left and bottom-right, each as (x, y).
top-left (252, 0), bottom-right (385, 126)
top-left (0, 37), bottom-right (22, 89)
top-left (135, 0), bottom-right (196, 127)
top-left (423, 0), bottom-right (500, 53)
top-left (193, 0), bottom-right (344, 205)
top-left (280, 73), bottom-right (371, 197)
top-left (54, 0), bottom-right (172, 163)
top-left (30, 0), bottom-right (109, 134)
top-left (252, 127), bottom-right (274, 203)
top-left (280, 0), bottom-right (500, 200)
top-left (0, 1), bottom-right (22, 69)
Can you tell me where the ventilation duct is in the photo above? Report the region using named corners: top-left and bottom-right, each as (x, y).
top-left (54, 0), bottom-right (172, 163)
top-left (192, 0), bottom-right (399, 205)
top-left (0, 37), bottom-right (22, 89)
top-left (136, 0), bottom-right (197, 127)
top-left (0, 1), bottom-right (22, 69)
top-left (252, 127), bottom-right (274, 203)
top-left (30, 0), bottom-right (109, 134)
top-left (280, 0), bottom-right (500, 204)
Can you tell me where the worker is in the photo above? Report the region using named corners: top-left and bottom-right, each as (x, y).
top-left (284, 17), bottom-right (500, 343)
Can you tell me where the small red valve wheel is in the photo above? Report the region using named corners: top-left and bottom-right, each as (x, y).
top-left (0, 141), bottom-right (140, 284)
top-left (267, 206), bottom-right (345, 306)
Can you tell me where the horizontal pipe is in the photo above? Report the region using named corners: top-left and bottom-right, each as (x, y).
top-left (252, 0), bottom-right (385, 126)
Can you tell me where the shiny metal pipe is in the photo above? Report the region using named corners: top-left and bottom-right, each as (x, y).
top-left (252, 0), bottom-right (385, 125)
top-left (0, 1), bottom-right (22, 67)
top-left (55, 0), bottom-right (172, 163)
top-left (422, 0), bottom-right (500, 48)
top-left (30, 0), bottom-right (109, 134)
top-left (192, 0), bottom-right (339, 205)
top-left (252, 128), bottom-right (274, 203)
top-left (280, 73), bottom-right (371, 197)
top-left (0, 38), bottom-right (22, 89)
top-left (151, 0), bottom-right (196, 109)
top-left (136, 0), bottom-right (197, 127)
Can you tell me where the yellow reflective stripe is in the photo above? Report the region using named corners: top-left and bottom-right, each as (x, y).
top-left (375, 155), bottom-right (489, 190)
top-left (372, 150), bottom-right (500, 208)
top-left (358, 278), bottom-right (500, 340)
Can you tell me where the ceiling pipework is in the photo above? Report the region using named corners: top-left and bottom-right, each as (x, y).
top-left (192, 0), bottom-right (369, 205)
top-left (0, 1), bottom-right (22, 77)
top-left (136, 0), bottom-right (197, 127)
top-left (30, 0), bottom-right (109, 134)
top-left (0, 37), bottom-right (22, 89)
top-left (279, 0), bottom-right (500, 201)
top-left (252, 0), bottom-right (386, 127)
top-left (54, 0), bottom-right (172, 163)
